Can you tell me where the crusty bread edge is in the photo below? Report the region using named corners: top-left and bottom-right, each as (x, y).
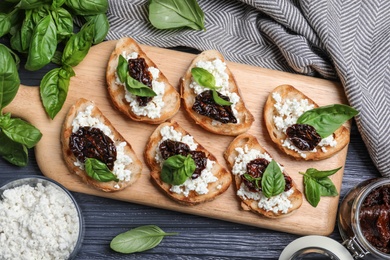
top-left (223, 133), bottom-right (303, 218)
top-left (106, 37), bottom-right (180, 124)
top-left (263, 84), bottom-right (350, 160)
top-left (61, 98), bottom-right (142, 192)
top-left (180, 50), bottom-right (254, 136)
top-left (144, 120), bottom-right (232, 206)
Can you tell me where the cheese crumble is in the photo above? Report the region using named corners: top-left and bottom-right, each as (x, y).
top-left (155, 126), bottom-right (219, 197)
top-left (232, 145), bottom-right (293, 214)
top-left (272, 92), bottom-right (337, 158)
top-left (115, 51), bottom-right (166, 119)
top-left (72, 105), bottom-right (133, 183)
top-left (0, 183), bottom-right (79, 259)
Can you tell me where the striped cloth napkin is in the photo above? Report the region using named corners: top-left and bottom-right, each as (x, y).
top-left (106, 0), bottom-right (390, 176)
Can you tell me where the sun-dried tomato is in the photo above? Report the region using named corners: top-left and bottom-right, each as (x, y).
top-left (286, 124), bottom-right (321, 151)
top-left (69, 127), bottom-right (117, 170)
top-left (159, 140), bottom-right (207, 179)
top-left (192, 90), bottom-right (237, 124)
top-left (128, 57), bottom-right (153, 106)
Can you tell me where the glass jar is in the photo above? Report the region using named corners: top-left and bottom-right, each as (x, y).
top-left (338, 178), bottom-right (390, 259)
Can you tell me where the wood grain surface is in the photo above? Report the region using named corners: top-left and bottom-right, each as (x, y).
top-left (4, 40), bottom-right (349, 236)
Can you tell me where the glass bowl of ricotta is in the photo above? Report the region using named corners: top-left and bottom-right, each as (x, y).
top-left (0, 175), bottom-right (84, 260)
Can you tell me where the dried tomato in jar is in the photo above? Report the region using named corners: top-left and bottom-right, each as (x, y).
top-left (128, 57), bottom-right (153, 106)
top-left (69, 127), bottom-right (117, 170)
top-left (159, 140), bottom-right (207, 180)
top-left (286, 123), bottom-right (321, 151)
top-left (192, 90), bottom-right (237, 124)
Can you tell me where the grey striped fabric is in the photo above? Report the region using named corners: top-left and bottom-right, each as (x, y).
top-left (106, 0), bottom-right (390, 176)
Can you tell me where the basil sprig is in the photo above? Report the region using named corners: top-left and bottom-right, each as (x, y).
top-left (110, 225), bottom-right (178, 254)
top-left (160, 154), bottom-right (196, 185)
top-left (117, 55), bottom-right (157, 97)
top-left (85, 158), bottom-right (119, 182)
top-left (300, 167), bottom-right (341, 207)
top-left (148, 0), bottom-right (205, 31)
top-left (0, 44), bottom-right (42, 167)
top-left (297, 104), bottom-right (359, 138)
top-left (261, 160), bottom-right (286, 198)
top-left (191, 67), bottom-right (232, 106)
top-left (243, 173), bottom-right (261, 190)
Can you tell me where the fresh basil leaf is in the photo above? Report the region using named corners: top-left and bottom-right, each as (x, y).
top-left (16, 0), bottom-right (52, 9)
top-left (84, 13), bottom-right (109, 44)
top-left (303, 175), bottom-right (321, 207)
top-left (161, 154), bottom-right (195, 185)
top-left (64, 0), bottom-right (108, 16)
top-left (0, 116), bottom-right (42, 148)
top-left (85, 158), bottom-right (119, 182)
top-left (61, 21), bottom-right (94, 67)
top-left (0, 131), bottom-right (28, 167)
top-left (0, 13), bottom-right (12, 37)
top-left (20, 10), bottom-right (35, 52)
top-left (125, 75), bottom-right (157, 97)
top-left (261, 160), bottom-right (285, 198)
top-left (297, 104), bottom-right (359, 138)
top-left (117, 55), bottom-right (128, 83)
top-left (191, 67), bottom-right (215, 89)
top-left (110, 225), bottom-right (178, 254)
top-left (0, 44), bottom-right (20, 110)
top-left (243, 173), bottom-right (261, 190)
top-left (53, 7), bottom-right (73, 42)
top-left (25, 15), bottom-right (57, 71)
top-left (304, 167), bottom-right (342, 179)
top-left (149, 0), bottom-right (205, 30)
top-left (316, 177), bottom-right (339, 197)
top-left (212, 90), bottom-right (232, 106)
top-left (40, 66), bottom-right (74, 119)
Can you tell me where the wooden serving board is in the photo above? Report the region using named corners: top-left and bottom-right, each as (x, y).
top-left (5, 40), bottom-right (349, 236)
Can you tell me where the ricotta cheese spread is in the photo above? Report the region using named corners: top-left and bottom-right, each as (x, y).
top-left (272, 92), bottom-right (337, 158)
top-left (0, 183), bottom-right (79, 259)
top-left (232, 145), bottom-right (292, 214)
top-left (155, 125), bottom-right (219, 197)
top-left (115, 51), bottom-right (166, 119)
top-left (72, 105), bottom-right (133, 183)
top-left (189, 58), bottom-right (240, 123)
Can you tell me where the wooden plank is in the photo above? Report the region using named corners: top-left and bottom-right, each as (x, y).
top-left (5, 40), bottom-right (348, 236)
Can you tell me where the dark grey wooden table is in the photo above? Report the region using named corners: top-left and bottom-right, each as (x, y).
top-left (0, 40), bottom-right (380, 259)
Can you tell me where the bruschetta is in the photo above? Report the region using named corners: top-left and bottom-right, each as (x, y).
top-left (61, 98), bottom-right (142, 192)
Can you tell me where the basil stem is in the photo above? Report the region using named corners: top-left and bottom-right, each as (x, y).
top-left (110, 225), bottom-right (178, 254)
top-left (261, 160), bottom-right (285, 198)
top-left (161, 154), bottom-right (196, 185)
top-left (85, 158), bottom-right (119, 182)
top-left (297, 104), bottom-right (359, 138)
top-left (148, 0), bottom-right (205, 30)
top-left (300, 167), bottom-right (341, 207)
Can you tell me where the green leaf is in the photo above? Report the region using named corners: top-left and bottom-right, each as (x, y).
top-left (243, 173), bottom-right (261, 190)
top-left (297, 104), bottom-right (359, 138)
top-left (84, 158), bottom-right (119, 182)
top-left (117, 55), bottom-right (128, 83)
top-left (40, 67), bottom-right (73, 119)
top-left (304, 167), bottom-right (342, 179)
top-left (148, 0), bottom-right (205, 30)
top-left (161, 154), bottom-right (195, 185)
top-left (212, 89), bottom-right (232, 106)
top-left (261, 160), bottom-right (285, 198)
top-left (0, 13), bottom-right (12, 37)
top-left (84, 13), bottom-right (109, 44)
top-left (17, 0), bottom-right (52, 9)
top-left (25, 15), bottom-right (57, 71)
top-left (316, 177), bottom-right (339, 197)
top-left (64, 0), bottom-right (108, 16)
top-left (191, 67), bottom-right (216, 89)
top-left (53, 7), bottom-right (74, 41)
top-left (303, 175), bottom-right (321, 207)
top-left (125, 75), bottom-right (157, 97)
top-left (0, 116), bottom-right (42, 148)
top-left (110, 225), bottom-right (178, 254)
top-left (0, 131), bottom-right (28, 167)
top-left (0, 44), bottom-right (20, 110)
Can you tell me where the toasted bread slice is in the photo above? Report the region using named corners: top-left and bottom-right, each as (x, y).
top-left (144, 120), bottom-right (232, 205)
top-left (106, 37), bottom-right (180, 124)
top-left (180, 50), bottom-right (254, 136)
top-left (61, 98), bottom-right (142, 192)
top-left (224, 133), bottom-right (302, 218)
top-left (264, 84), bottom-right (350, 160)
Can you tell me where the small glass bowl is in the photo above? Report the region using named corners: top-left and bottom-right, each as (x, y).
top-left (0, 175), bottom-right (84, 260)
